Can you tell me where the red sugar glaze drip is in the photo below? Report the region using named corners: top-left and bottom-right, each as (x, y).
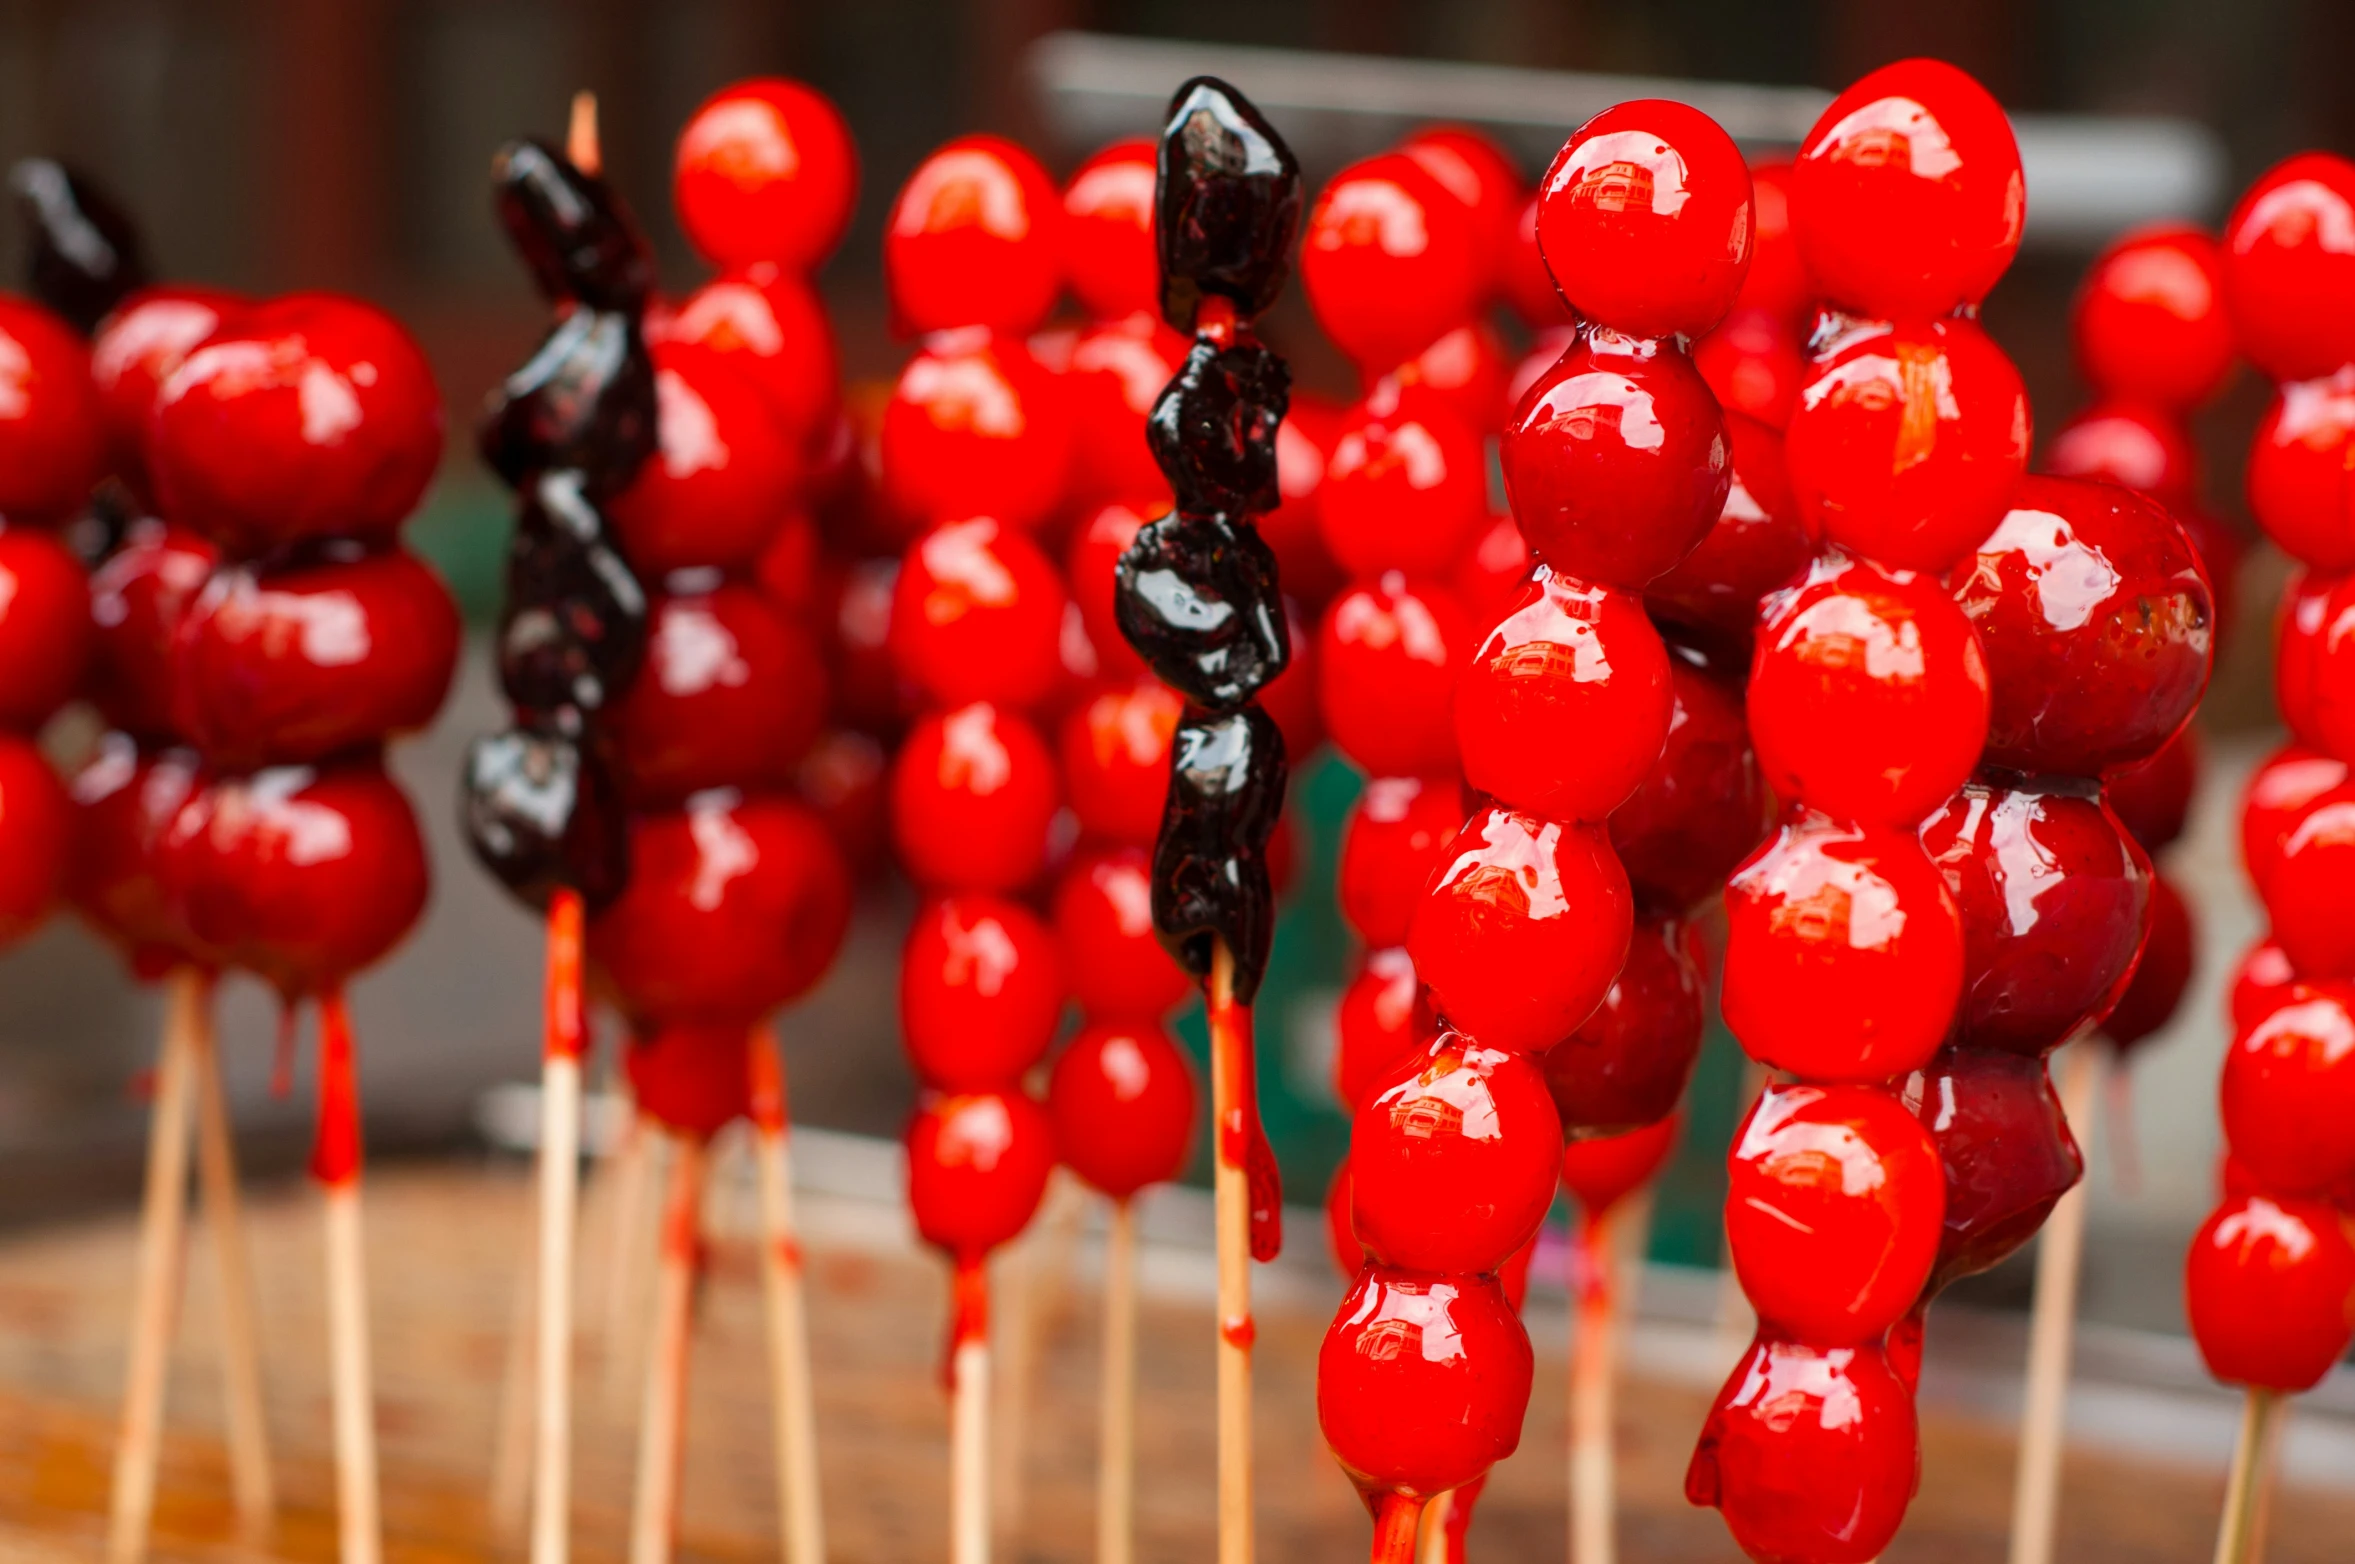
top-left (542, 888), bottom-right (586, 1063)
top-left (308, 991), bottom-right (361, 1188)
top-left (747, 1022), bottom-right (789, 1136)
top-left (1198, 294), bottom-right (1239, 349)
top-left (1220, 1312), bottom-right (1257, 1350)
top-left (942, 1251), bottom-right (991, 1389)
top-left (1209, 985), bottom-right (1283, 1260)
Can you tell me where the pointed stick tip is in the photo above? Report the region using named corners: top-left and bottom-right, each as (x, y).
top-left (568, 92), bottom-right (601, 176)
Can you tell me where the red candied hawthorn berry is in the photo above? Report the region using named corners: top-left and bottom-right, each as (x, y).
top-left (1318, 387), bottom-right (1488, 578)
top-left (1535, 98), bottom-right (1755, 340)
top-left (609, 580), bottom-right (828, 806)
top-left (2240, 743), bottom-right (2347, 894)
top-left (1645, 412), bottom-right (1810, 649)
top-left (879, 329), bottom-right (1072, 537)
top-left (886, 136), bottom-right (1064, 339)
top-left (1725, 1083), bottom-right (1943, 1341)
top-left (1608, 649), bottom-right (1768, 916)
top-left (1302, 152), bottom-right (1481, 373)
top-left (0, 735), bottom-right (71, 949)
top-left (1318, 572), bottom-right (1471, 779)
top-left (1051, 845), bottom-right (1190, 1021)
top-left (1259, 403), bottom-right (1344, 610)
top-left (1502, 327), bottom-right (1731, 591)
top-left (1952, 477), bottom-right (2212, 777)
top-left (87, 521), bottom-right (216, 741)
top-left (1317, 1268), bottom-right (1533, 1503)
top-left (1254, 596), bottom-right (1323, 766)
top-left (1050, 1020), bottom-right (1197, 1203)
top-left (1066, 501), bottom-right (1153, 677)
top-left (1785, 313), bottom-right (2030, 573)
top-left (2186, 1194), bottom-right (2355, 1392)
top-left (0, 296), bottom-right (102, 524)
top-left (2261, 783), bottom-right (2355, 979)
top-left (1325, 1165), bottom-right (1360, 1275)
top-left (1400, 125), bottom-right (1524, 291)
top-left (1065, 315), bottom-right (1186, 510)
top-left (797, 728), bottom-right (890, 872)
top-left (1407, 804), bottom-right (1633, 1057)
top-left (1455, 568), bottom-right (1673, 823)
top-left (902, 893), bottom-right (1066, 1092)
top-left (1735, 161), bottom-right (1808, 323)
top-left (1905, 1044), bottom-right (2084, 1293)
top-left (1455, 513), bottom-right (1533, 630)
top-left (1062, 138), bottom-right (1158, 321)
top-left (1748, 552), bottom-right (1990, 828)
top-left (1544, 919), bottom-right (1705, 1136)
top-left (1339, 774), bottom-right (1466, 949)
top-left (0, 527), bottom-right (90, 732)
top-left (1385, 322), bottom-right (1513, 435)
top-left (608, 339), bottom-right (800, 575)
top-left (90, 285), bottom-right (243, 490)
top-left (752, 508), bottom-right (826, 618)
top-left (1722, 811), bottom-right (1965, 1084)
top-left (890, 516), bottom-right (1069, 709)
top-left (657, 268), bottom-right (841, 458)
top-left (1501, 190), bottom-right (1570, 329)
top-left (625, 1022), bottom-right (754, 1140)
top-left (2230, 936), bottom-right (2300, 1035)
top-left (2244, 370), bottom-right (2355, 571)
top-left (674, 78), bottom-right (858, 273)
top-left (1059, 676), bottom-right (1181, 845)
top-left (2105, 871), bottom-right (2193, 1054)
top-left (2042, 402), bottom-right (2199, 511)
top-left (1560, 1112), bottom-right (1684, 1219)
top-left (1335, 946), bottom-right (1439, 1112)
top-left (908, 1087), bottom-right (1057, 1263)
top-left (2220, 152), bottom-right (2355, 385)
top-left (890, 701), bottom-right (1060, 894)
top-left (2072, 225), bottom-right (2234, 410)
top-left (1694, 306), bottom-right (1803, 429)
top-left (69, 736), bottom-right (205, 976)
top-left (2221, 983), bottom-right (2355, 1197)
top-left (1790, 58), bottom-right (2025, 319)
top-left (2280, 570), bottom-right (2355, 765)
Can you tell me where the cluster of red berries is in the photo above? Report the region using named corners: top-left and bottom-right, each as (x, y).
top-left (2191, 150), bottom-right (2355, 1398)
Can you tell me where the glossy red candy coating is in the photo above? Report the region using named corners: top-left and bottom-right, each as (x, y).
top-left (674, 78), bottom-right (858, 273)
top-left (889, 516), bottom-right (1068, 709)
top-left (1062, 138), bottom-right (1158, 321)
top-left (1544, 918), bottom-right (1704, 1136)
top-left (1317, 572), bottom-right (1471, 779)
top-left (907, 1087), bottom-right (1057, 1262)
top-left (879, 329), bottom-right (1072, 536)
top-left (1686, 1334), bottom-right (1919, 1564)
top-left (1407, 806), bottom-right (1633, 1057)
top-left (1921, 778), bottom-right (2151, 1057)
top-left (1259, 407), bottom-right (1344, 611)
top-left (1536, 98), bottom-right (1754, 339)
top-left (1501, 328), bottom-right (1730, 591)
top-left (2262, 785), bottom-right (2355, 979)
top-left (610, 582), bottom-right (828, 806)
top-left (822, 556), bottom-right (913, 735)
top-left (1693, 306), bottom-right (1803, 430)
top-left (149, 293), bottom-right (441, 557)
top-left (0, 297), bottom-right (102, 524)
top-left (656, 268), bottom-right (840, 456)
top-left (2102, 870), bottom-right (2193, 1054)
top-left (1317, 1268), bottom-right (1533, 1500)
top-left (1645, 413), bottom-right (1810, 650)
top-left (173, 548), bottom-right (460, 771)
top-left (0, 526), bottom-right (88, 731)
top-left (1065, 315), bottom-right (1185, 510)
top-left (1401, 126), bottom-right (1524, 292)
top-left (2275, 570), bottom-right (2337, 752)
top-left (2229, 936), bottom-right (2299, 1036)
top-left (796, 728), bottom-right (890, 873)
top-left (2220, 982), bottom-right (2355, 1197)
top-left (901, 893), bottom-right (1066, 1092)
top-left (1349, 1034), bottom-right (1563, 1273)
top-left (608, 340), bottom-right (799, 575)
top-left (1722, 812), bottom-right (1965, 1084)
top-left (1902, 1044), bottom-right (2082, 1294)
top-left (1339, 775), bottom-right (1465, 948)
top-left (2285, 570), bottom-right (2355, 766)
top-left (1324, 1165), bottom-right (1360, 1275)
top-left (1066, 501), bottom-right (1152, 678)
top-left (2185, 1194), bottom-right (2355, 1393)
top-left (2220, 152), bottom-right (2355, 384)
top-left (87, 521), bottom-right (216, 742)
top-left (1384, 321), bottom-right (1513, 434)
top-left (1454, 513), bottom-right (1534, 629)
top-left (70, 737), bottom-right (204, 976)
top-left (1456, 570), bottom-right (1671, 824)
top-left (2244, 371), bottom-right (2355, 571)
top-left (1724, 1082), bottom-right (1944, 1342)
top-left (0, 734), bottom-right (69, 950)
top-left (1302, 153), bottom-right (1482, 373)
top-left (1058, 677), bottom-right (1179, 845)
top-left (2072, 225), bottom-right (2234, 408)
top-left (1790, 59), bottom-right (2024, 318)
top-left (627, 1022), bottom-right (752, 1139)
top-left (886, 136), bottom-right (1063, 338)
top-left (2240, 743), bottom-right (2346, 894)
top-left (1559, 1111), bottom-right (1682, 1218)
top-left (1736, 161), bottom-right (1809, 322)
top-left (751, 509), bottom-right (825, 618)
top-left (1785, 313), bottom-right (2030, 573)
top-left (162, 759), bottom-right (428, 998)
top-left (1050, 845), bottom-right (1191, 1020)
top-left (1049, 1020), bottom-right (1198, 1199)
top-left (1318, 388), bottom-right (1487, 578)
top-left (1335, 946), bottom-right (1439, 1112)
top-left (90, 286), bottom-right (243, 490)
top-left (1747, 552), bottom-right (1990, 827)
top-left (2042, 402), bottom-right (2197, 510)
top-left (1952, 477), bottom-right (2212, 778)
top-left (1501, 191), bottom-right (1571, 329)
top-left (889, 701), bottom-right (1059, 894)
top-left (590, 791), bottom-right (850, 1025)
top-left (1609, 652), bottom-right (1768, 917)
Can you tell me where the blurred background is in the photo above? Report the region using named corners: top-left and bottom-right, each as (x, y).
top-left (0, 0), bottom-right (2339, 1345)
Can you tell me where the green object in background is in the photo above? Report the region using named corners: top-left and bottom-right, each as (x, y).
top-left (408, 475), bottom-right (513, 622)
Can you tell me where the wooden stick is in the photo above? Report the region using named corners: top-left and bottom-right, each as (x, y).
top-left (598, 1105), bottom-right (654, 1405)
top-left (106, 967), bottom-right (203, 1564)
top-left (629, 1132), bottom-right (707, 1564)
top-left (190, 983), bottom-right (274, 1538)
top-left (998, 1171), bottom-right (1084, 1544)
top-left (1413, 1487), bottom-right (1453, 1564)
top-left (2211, 1387), bottom-right (2282, 1564)
top-left (749, 1025), bottom-right (826, 1564)
top-left (2007, 1041), bottom-right (2102, 1564)
top-left (951, 1255), bottom-right (993, 1564)
top-left (1208, 941), bottom-right (1255, 1564)
top-left (533, 889), bottom-right (589, 1564)
top-left (567, 91), bottom-right (600, 175)
top-left (1369, 1491), bottom-right (1426, 1564)
top-left (1096, 1198), bottom-right (1139, 1564)
top-left (1569, 1203), bottom-right (1620, 1564)
top-left (316, 993), bottom-right (381, 1564)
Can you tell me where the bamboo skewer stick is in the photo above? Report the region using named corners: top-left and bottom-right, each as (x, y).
top-left (105, 967), bottom-right (204, 1564)
top-left (1208, 941), bottom-right (1255, 1564)
top-left (1370, 1492), bottom-right (1427, 1564)
top-left (316, 993), bottom-right (382, 1564)
top-left (2211, 1387), bottom-right (2282, 1564)
top-left (490, 1212), bottom-right (539, 1534)
top-left (190, 989), bottom-right (274, 1537)
top-left (629, 1131), bottom-right (707, 1564)
top-left (951, 1256), bottom-right (993, 1564)
top-left (1095, 1198), bottom-right (1139, 1564)
top-left (532, 889), bottom-right (589, 1564)
top-left (1413, 1488), bottom-right (1454, 1564)
top-left (997, 1171), bottom-right (1084, 1543)
top-left (749, 1024), bottom-right (826, 1564)
top-left (1570, 1203), bottom-right (1622, 1564)
top-left (2007, 1041), bottom-right (2103, 1564)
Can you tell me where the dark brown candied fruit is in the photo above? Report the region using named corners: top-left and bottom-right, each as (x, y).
top-left (9, 158), bottom-right (149, 335)
top-left (1156, 77), bottom-right (1302, 331)
top-left (478, 305), bottom-right (658, 497)
top-left (1901, 1042), bottom-right (2083, 1297)
top-left (1146, 333), bottom-right (1289, 516)
top-left (489, 139), bottom-right (657, 311)
top-left (460, 720), bottom-right (630, 912)
top-left (1151, 703), bottom-right (1287, 1003)
top-left (1114, 509), bottom-right (1289, 712)
top-left (496, 472), bottom-right (650, 714)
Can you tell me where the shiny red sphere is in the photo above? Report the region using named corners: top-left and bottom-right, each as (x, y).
top-left (0, 526), bottom-right (88, 732)
top-left (1349, 1034), bottom-right (1563, 1272)
top-left (2282, 569), bottom-right (2355, 766)
top-left (1401, 126), bottom-right (1524, 295)
top-left (2220, 152), bottom-right (2355, 384)
top-left (1736, 161), bottom-right (1809, 322)
top-left (1454, 512), bottom-right (1534, 629)
top-left (1259, 401), bottom-right (1343, 609)
top-left (608, 340), bottom-right (799, 575)
top-left (0, 734), bottom-right (69, 951)
top-left (656, 268), bottom-right (840, 458)
top-left (626, 1022), bottom-right (752, 1139)
top-left (1501, 190), bottom-right (1571, 330)
top-left (1501, 327), bottom-right (1730, 591)
top-left (2072, 226), bottom-right (2234, 409)
top-left (1049, 1020), bottom-right (1198, 1199)
top-left (1319, 388), bottom-right (1487, 577)
top-left (87, 520), bottom-right (216, 742)
top-left (674, 78), bottom-right (859, 273)
top-left (907, 1087), bottom-right (1057, 1262)
top-left (1050, 845), bottom-right (1191, 1021)
top-left (1406, 805), bottom-right (1633, 1057)
top-left (1790, 58), bottom-right (2024, 318)
top-left (2222, 982), bottom-right (2355, 1197)
top-left (889, 701), bottom-right (1060, 894)
top-left (1339, 774), bottom-right (1465, 948)
top-left (889, 516), bottom-right (1068, 709)
top-left (1455, 569), bottom-right (1673, 823)
top-left (1325, 1165), bottom-right (1359, 1275)
top-left (69, 736), bottom-right (204, 976)
top-left (2261, 783), bottom-right (2355, 980)
top-left (1559, 1106), bottom-right (1683, 1217)
top-left (0, 296), bottom-right (102, 524)
top-left (1065, 315), bottom-right (1185, 510)
top-left (1748, 552), bottom-right (1991, 827)
top-left (90, 286), bottom-right (242, 492)
top-left (149, 293), bottom-right (441, 557)
top-left (1062, 138), bottom-right (1159, 321)
top-left (1645, 412), bottom-right (1811, 649)
top-left (879, 329), bottom-right (1072, 536)
top-left (751, 508), bottom-right (825, 618)
top-left (1536, 98), bottom-right (1754, 339)
top-left (1302, 153), bottom-right (1482, 373)
top-left (1335, 945), bottom-right (1439, 1112)
top-left (2105, 870), bottom-right (2193, 1054)
top-left (1317, 1268), bottom-right (1533, 1501)
top-left (2229, 935), bottom-right (2300, 1037)
top-left (1383, 321), bottom-right (1513, 434)
top-left (1608, 649), bottom-right (1768, 917)
top-left (901, 893), bottom-right (1066, 1092)
top-left (1066, 500), bottom-right (1152, 678)
top-left (1694, 306), bottom-right (1803, 429)
top-left (610, 581), bottom-right (828, 806)
top-left (2186, 1194), bottom-right (2355, 1393)
top-left (1317, 572), bottom-right (1471, 778)
top-left (821, 556), bottom-right (913, 735)
top-left (1785, 313), bottom-right (2030, 573)
top-left (1904, 1043), bottom-right (2083, 1294)
top-left (1722, 812), bottom-right (1965, 1083)
top-left (1724, 1083), bottom-right (1944, 1343)
top-left (1059, 676), bottom-right (1180, 845)
top-left (2240, 743), bottom-right (2346, 895)
top-left (2042, 402), bottom-right (2198, 510)
top-left (1544, 918), bottom-right (1704, 1136)
top-left (2244, 370), bottom-right (2355, 571)
top-left (886, 136), bottom-right (1063, 338)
